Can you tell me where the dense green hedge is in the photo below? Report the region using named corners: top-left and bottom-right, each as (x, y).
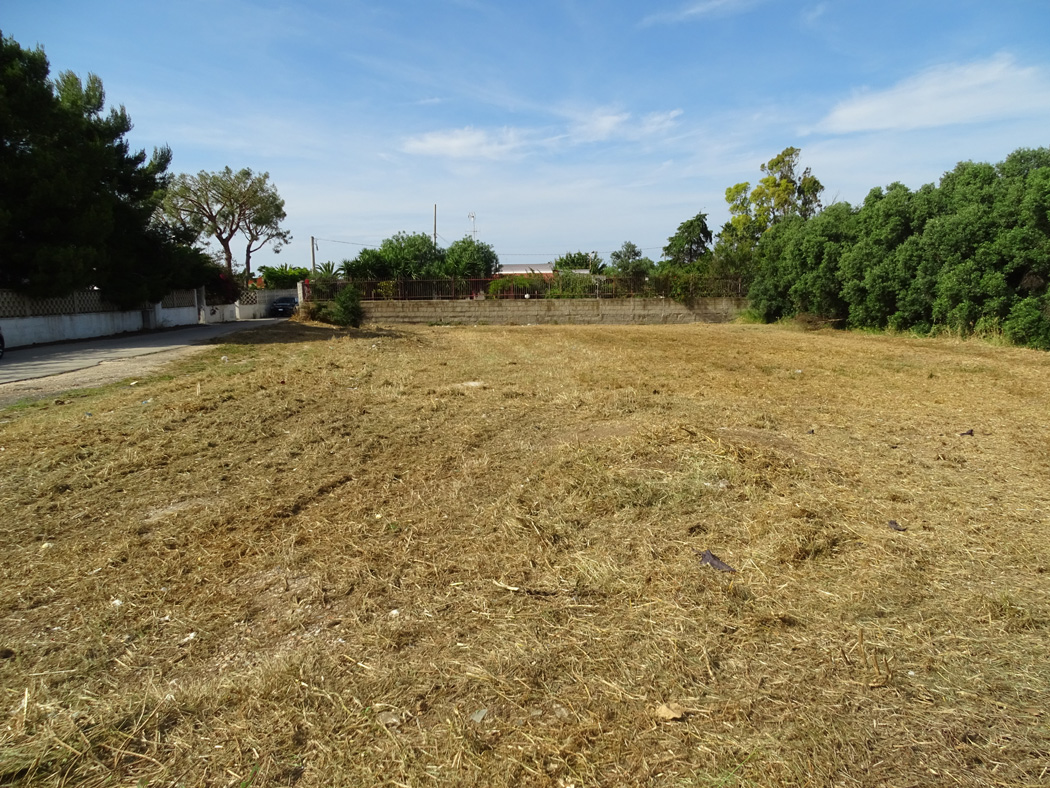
top-left (747, 147), bottom-right (1050, 349)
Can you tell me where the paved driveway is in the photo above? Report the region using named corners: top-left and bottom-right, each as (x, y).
top-left (0, 320), bottom-right (281, 384)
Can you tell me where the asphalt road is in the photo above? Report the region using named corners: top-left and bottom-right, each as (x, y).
top-left (0, 319), bottom-right (281, 384)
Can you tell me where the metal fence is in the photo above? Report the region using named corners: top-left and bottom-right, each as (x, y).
top-left (305, 275), bottom-right (747, 302)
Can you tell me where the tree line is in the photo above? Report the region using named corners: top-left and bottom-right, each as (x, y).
top-left (740, 147), bottom-right (1050, 350)
top-left (0, 32), bottom-right (292, 308)
top-left (554, 144), bottom-right (1050, 351)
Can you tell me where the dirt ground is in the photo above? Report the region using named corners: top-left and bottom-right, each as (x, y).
top-left (2, 320), bottom-right (1049, 787)
top-left (0, 346), bottom-right (214, 408)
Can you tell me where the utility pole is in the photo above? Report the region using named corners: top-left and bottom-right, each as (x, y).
top-left (433, 204), bottom-right (437, 246)
top-left (310, 235), bottom-right (317, 274)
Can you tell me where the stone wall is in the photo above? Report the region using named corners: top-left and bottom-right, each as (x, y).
top-left (360, 297), bottom-right (748, 325)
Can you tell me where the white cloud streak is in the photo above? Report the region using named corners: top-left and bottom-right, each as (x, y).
top-left (817, 54), bottom-right (1050, 133)
top-left (641, 0), bottom-right (765, 26)
top-left (401, 127), bottom-right (532, 160)
top-left (402, 106), bottom-right (684, 160)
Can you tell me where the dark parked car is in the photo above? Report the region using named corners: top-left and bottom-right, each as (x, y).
top-left (270, 296), bottom-right (298, 317)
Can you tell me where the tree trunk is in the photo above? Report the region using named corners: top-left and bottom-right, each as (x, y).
top-left (219, 239), bottom-right (235, 275)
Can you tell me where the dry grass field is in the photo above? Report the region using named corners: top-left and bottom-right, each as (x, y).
top-left (1, 320), bottom-right (1049, 787)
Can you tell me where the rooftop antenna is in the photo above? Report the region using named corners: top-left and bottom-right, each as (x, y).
top-left (468, 212), bottom-right (477, 240)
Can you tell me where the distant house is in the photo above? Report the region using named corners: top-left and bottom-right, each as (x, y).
top-left (499, 262), bottom-right (554, 275)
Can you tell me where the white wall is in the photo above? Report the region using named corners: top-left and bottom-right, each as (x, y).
top-left (5, 311), bottom-right (146, 347)
top-left (200, 304), bottom-right (238, 323)
top-left (3, 304), bottom-right (201, 348)
top-left (159, 306), bottom-right (199, 328)
top-left (0, 287), bottom-right (296, 347)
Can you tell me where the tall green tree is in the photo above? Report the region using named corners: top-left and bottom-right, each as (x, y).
top-left (163, 167), bottom-right (291, 277)
top-left (443, 236), bottom-right (500, 277)
top-left (0, 32), bottom-right (211, 305)
top-left (661, 212), bottom-right (713, 270)
top-left (750, 146), bottom-right (824, 225)
top-left (341, 232), bottom-right (445, 280)
top-left (715, 147), bottom-right (826, 285)
top-left (608, 241), bottom-right (655, 281)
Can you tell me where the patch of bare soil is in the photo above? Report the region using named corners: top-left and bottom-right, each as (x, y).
top-left (0, 346), bottom-right (212, 408)
top-left (1, 321), bottom-right (1049, 787)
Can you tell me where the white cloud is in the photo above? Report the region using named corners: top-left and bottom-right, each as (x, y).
top-left (817, 54), bottom-right (1050, 134)
top-left (642, 0), bottom-right (765, 26)
top-left (561, 105), bottom-right (684, 144)
top-left (568, 109), bottom-right (631, 143)
top-left (402, 105), bottom-right (684, 161)
top-left (401, 126), bottom-right (530, 160)
top-left (637, 109), bottom-right (684, 137)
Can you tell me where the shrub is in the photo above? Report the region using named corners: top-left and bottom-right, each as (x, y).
top-left (259, 265), bottom-right (310, 289)
top-left (1003, 296), bottom-right (1050, 349)
top-left (205, 269), bottom-right (241, 305)
top-left (488, 274), bottom-right (547, 299)
top-left (331, 284), bottom-right (364, 327)
top-left (300, 286), bottom-right (363, 328)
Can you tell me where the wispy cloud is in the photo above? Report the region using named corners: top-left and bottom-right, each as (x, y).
top-left (816, 54), bottom-right (1050, 133)
top-left (801, 3), bottom-right (829, 27)
top-left (403, 105), bottom-right (684, 161)
top-left (567, 108), bottom-right (631, 143)
top-left (637, 109), bottom-right (684, 137)
top-left (641, 0), bottom-right (765, 26)
top-left (562, 105), bottom-right (684, 144)
top-left (401, 126), bottom-right (532, 160)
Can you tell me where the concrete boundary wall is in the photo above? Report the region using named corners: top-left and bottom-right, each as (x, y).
top-left (4, 304), bottom-right (201, 348)
top-left (361, 297), bottom-right (748, 325)
top-left (1, 288), bottom-right (300, 346)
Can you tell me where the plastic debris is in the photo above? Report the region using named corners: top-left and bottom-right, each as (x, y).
top-left (695, 548), bottom-right (737, 573)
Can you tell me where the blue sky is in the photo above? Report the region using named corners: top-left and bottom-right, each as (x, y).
top-left (5, 1), bottom-right (1050, 271)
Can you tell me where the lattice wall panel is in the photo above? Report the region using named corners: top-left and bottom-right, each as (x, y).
top-left (0, 290), bottom-right (25, 318)
top-left (74, 290), bottom-right (121, 313)
top-left (162, 289), bottom-right (197, 308)
top-left (28, 294), bottom-right (77, 316)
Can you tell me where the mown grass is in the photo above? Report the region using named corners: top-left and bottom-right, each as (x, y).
top-left (1, 320), bottom-right (1049, 787)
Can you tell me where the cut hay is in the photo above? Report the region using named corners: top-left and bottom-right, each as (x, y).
top-left (1, 321), bottom-right (1048, 786)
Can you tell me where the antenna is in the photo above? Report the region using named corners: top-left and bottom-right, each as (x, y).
top-left (468, 212), bottom-right (477, 240)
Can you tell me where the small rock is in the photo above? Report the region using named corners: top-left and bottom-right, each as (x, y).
top-left (376, 711), bottom-right (400, 727)
top-left (469, 708), bottom-right (489, 724)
